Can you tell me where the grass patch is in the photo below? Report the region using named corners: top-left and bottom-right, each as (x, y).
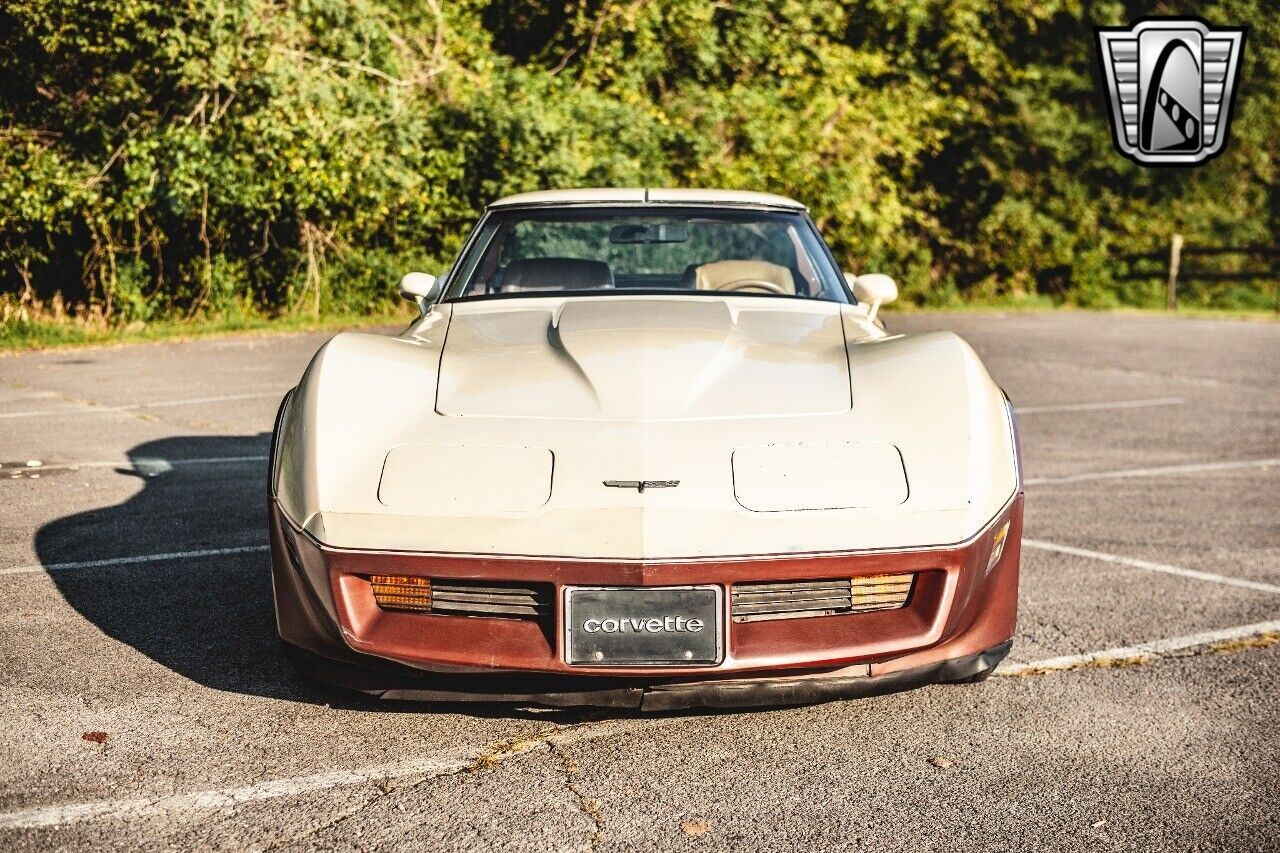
top-left (887, 299), bottom-right (1280, 321)
top-left (1000, 653), bottom-right (1153, 678)
top-left (1210, 631), bottom-right (1280, 654)
top-left (0, 309), bottom-right (418, 353)
top-left (3, 295), bottom-right (1277, 354)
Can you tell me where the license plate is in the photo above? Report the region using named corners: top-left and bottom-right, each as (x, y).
top-left (564, 586), bottom-right (723, 666)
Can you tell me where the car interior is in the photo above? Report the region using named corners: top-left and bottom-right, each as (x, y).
top-left (490, 257), bottom-right (798, 296)
top-left (497, 257), bottom-right (616, 293)
top-left (454, 212), bottom-right (841, 300)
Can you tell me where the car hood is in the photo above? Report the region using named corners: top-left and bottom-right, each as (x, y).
top-left (277, 303), bottom-right (1019, 559)
top-left (435, 297), bottom-right (852, 420)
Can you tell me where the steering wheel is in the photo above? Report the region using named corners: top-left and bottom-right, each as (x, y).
top-left (715, 278), bottom-right (790, 295)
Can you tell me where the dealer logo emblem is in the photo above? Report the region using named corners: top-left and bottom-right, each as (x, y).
top-left (1096, 18), bottom-right (1246, 166)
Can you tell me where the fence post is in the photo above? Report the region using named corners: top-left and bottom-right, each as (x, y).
top-left (1166, 234), bottom-right (1183, 310)
top-left (1273, 250), bottom-right (1280, 314)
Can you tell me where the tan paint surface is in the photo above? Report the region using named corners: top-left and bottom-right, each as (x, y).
top-left (436, 298), bottom-right (851, 420)
top-left (275, 295), bottom-right (1017, 559)
top-left (377, 445), bottom-right (553, 512)
top-left (731, 442), bottom-right (908, 512)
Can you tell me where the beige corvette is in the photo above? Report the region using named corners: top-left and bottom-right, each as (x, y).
top-left (270, 188), bottom-right (1024, 709)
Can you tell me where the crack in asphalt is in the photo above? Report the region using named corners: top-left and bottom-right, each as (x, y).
top-left (3, 640), bottom-right (1277, 833)
top-left (263, 785), bottom-right (401, 851)
top-left (255, 721), bottom-right (626, 850)
top-left (469, 727), bottom-right (562, 773)
top-left (0, 716), bottom-right (657, 831)
top-left (549, 740), bottom-right (606, 852)
top-left (261, 725), bottom-right (577, 850)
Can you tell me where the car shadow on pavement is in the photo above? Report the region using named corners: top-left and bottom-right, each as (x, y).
top-left (33, 433), bottom-right (709, 722)
top-left (33, 434), bottom-right (335, 700)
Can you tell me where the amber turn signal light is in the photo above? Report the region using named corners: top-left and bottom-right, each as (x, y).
top-left (987, 522), bottom-right (1011, 575)
top-left (370, 574), bottom-right (433, 612)
top-left (849, 573), bottom-right (914, 612)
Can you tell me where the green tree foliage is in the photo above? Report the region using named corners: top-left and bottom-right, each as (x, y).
top-left (0, 0), bottom-right (1276, 321)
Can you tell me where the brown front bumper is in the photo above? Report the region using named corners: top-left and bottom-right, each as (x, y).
top-left (283, 638), bottom-right (1014, 710)
top-left (270, 495), bottom-right (1022, 702)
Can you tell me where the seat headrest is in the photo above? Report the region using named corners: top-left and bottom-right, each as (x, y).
top-left (499, 257), bottom-right (614, 293)
top-left (693, 260), bottom-right (795, 295)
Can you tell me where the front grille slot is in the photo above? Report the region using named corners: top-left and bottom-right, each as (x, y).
top-left (732, 574), bottom-right (915, 623)
top-left (733, 580), bottom-right (852, 621)
top-left (430, 581), bottom-right (552, 619)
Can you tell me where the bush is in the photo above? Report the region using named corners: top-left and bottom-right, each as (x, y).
top-left (0, 0), bottom-right (1277, 321)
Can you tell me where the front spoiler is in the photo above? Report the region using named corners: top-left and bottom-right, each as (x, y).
top-left (286, 639), bottom-right (1013, 711)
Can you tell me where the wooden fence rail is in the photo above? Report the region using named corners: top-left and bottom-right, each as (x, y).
top-left (1037, 238), bottom-right (1280, 311)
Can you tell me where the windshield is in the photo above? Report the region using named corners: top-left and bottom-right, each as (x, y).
top-left (444, 207), bottom-right (851, 303)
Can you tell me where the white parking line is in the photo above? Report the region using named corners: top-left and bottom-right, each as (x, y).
top-left (1014, 396), bottom-right (1185, 415)
top-left (8, 532), bottom-right (1276, 595)
top-left (1026, 457), bottom-right (1280, 485)
top-left (2, 614), bottom-right (1277, 831)
top-left (997, 619), bottom-right (1280, 676)
top-left (1024, 539), bottom-right (1280, 594)
top-left (0, 719), bottom-right (650, 830)
top-left (3, 455), bottom-right (268, 476)
top-left (0, 391), bottom-right (283, 420)
top-left (0, 545), bottom-right (268, 577)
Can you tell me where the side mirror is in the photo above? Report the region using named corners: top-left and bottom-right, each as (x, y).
top-left (398, 272), bottom-right (442, 312)
top-left (846, 272), bottom-right (897, 323)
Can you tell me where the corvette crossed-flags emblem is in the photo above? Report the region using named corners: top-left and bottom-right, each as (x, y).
top-left (603, 480), bottom-right (680, 493)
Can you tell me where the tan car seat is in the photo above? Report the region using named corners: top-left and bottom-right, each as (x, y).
top-left (499, 257), bottom-right (615, 293)
top-left (693, 260), bottom-right (796, 295)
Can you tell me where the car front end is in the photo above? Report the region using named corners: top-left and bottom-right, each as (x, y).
top-left (271, 492), bottom-right (1022, 710)
top-left (270, 192), bottom-right (1023, 709)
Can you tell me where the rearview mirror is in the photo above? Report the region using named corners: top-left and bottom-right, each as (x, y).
top-left (399, 271), bottom-right (442, 312)
top-left (609, 222), bottom-right (688, 244)
top-left (846, 272), bottom-right (897, 323)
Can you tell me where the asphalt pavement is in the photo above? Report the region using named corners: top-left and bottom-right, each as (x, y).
top-left (0, 310), bottom-right (1276, 851)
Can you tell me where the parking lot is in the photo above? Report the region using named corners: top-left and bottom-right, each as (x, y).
top-left (0, 311), bottom-right (1276, 851)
